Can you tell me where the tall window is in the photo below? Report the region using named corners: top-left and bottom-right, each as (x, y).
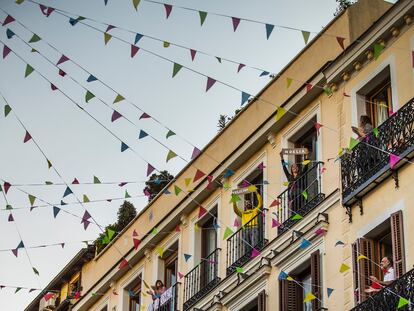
top-left (201, 209), bottom-right (218, 259)
top-left (366, 78), bottom-right (392, 128)
top-left (237, 169), bottom-right (264, 209)
top-left (163, 242), bottom-right (179, 288)
top-left (129, 281), bottom-right (141, 311)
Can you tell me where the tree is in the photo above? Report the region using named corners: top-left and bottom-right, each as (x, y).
top-left (334, 0), bottom-right (354, 16)
top-left (143, 170), bottom-right (174, 202)
top-left (217, 109), bottom-right (242, 132)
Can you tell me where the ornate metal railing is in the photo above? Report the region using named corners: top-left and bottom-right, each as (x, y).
top-left (183, 249), bottom-right (220, 310)
top-left (277, 161), bottom-right (325, 234)
top-left (147, 283), bottom-right (179, 311)
top-left (226, 212), bottom-right (267, 275)
top-left (341, 99), bottom-right (414, 205)
top-left (351, 268), bottom-right (414, 310)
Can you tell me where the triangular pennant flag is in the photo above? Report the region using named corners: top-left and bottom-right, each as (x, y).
top-left (16, 0), bottom-right (25, 4)
top-left (166, 150), bottom-right (177, 162)
top-left (237, 64), bottom-right (246, 74)
top-left (50, 83), bottom-right (58, 91)
top-left (184, 178), bottom-right (191, 187)
top-left (224, 169), bottom-right (234, 178)
top-left (12, 248), bottom-right (18, 257)
top-left (302, 190), bottom-right (308, 200)
top-left (175, 224), bottom-right (181, 232)
top-left (275, 107), bottom-right (286, 121)
top-left (357, 255), bottom-right (368, 261)
top-left (146, 164), bottom-right (155, 177)
top-left (28, 195), bottom-right (36, 206)
top-left (72, 178), bottom-right (79, 184)
top-left (53, 206), bottom-right (60, 218)
top-left (301, 31), bottom-right (310, 44)
top-left (25, 64), bottom-right (34, 78)
top-left (174, 185), bottom-right (182, 195)
top-left (233, 217), bottom-right (241, 227)
top-left (163, 41), bottom-right (170, 48)
top-left (184, 253), bottom-right (191, 262)
top-left (132, 0), bottom-right (140, 10)
top-left (85, 91), bottom-right (95, 103)
top-left (156, 246), bottom-right (164, 257)
top-left (178, 272), bottom-right (184, 279)
top-left (111, 110), bottom-right (122, 122)
top-left (33, 267), bottom-right (39, 275)
top-left (119, 259), bottom-right (129, 269)
top-left (306, 84), bottom-right (313, 93)
top-left (6, 29), bottom-right (15, 39)
top-left (193, 169), bottom-right (206, 182)
top-left (165, 130), bottom-right (175, 139)
top-left (23, 131), bottom-right (32, 143)
top-left (121, 142), bottom-right (129, 152)
top-left (93, 176), bottom-right (101, 184)
top-left (286, 77), bottom-right (293, 88)
top-left (374, 43), bottom-right (384, 60)
top-left (63, 186), bottom-right (73, 197)
top-left (251, 248), bottom-right (260, 258)
top-left (199, 11), bottom-right (207, 26)
top-left (131, 45), bottom-right (139, 58)
top-left (327, 288), bottom-right (334, 297)
top-left (339, 263), bottom-right (350, 273)
top-left (138, 130), bottom-right (148, 139)
top-left (336, 36), bottom-right (345, 50)
top-left (206, 77), bottom-right (216, 92)
top-left (3, 15), bottom-right (15, 26)
top-left (151, 227), bottom-right (158, 235)
top-left (164, 4), bottom-right (172, 19)
top-left (315, 228), bottom-right (327, 236)
top-left (3, 45), bottom-right (11, 59)
top-left (278, 271), bottom-right (288, 280)
top-left (397, 297), bottom-right (409, 309)
top-left (113, 94), bottom-right (125, 104)
top-left (56, 55), bottom-right (69, 65)
top-left (303, 292), bottom-right (316, 303)
top-left (241, 92), bottom-right (250, 106)
top-left (58, 69), bottom-right (66, 77)
top-left (270, 199), bottom-right (280, 207)
top-left (390, 154), bottom-right (401, 169)
top-left (30, 48), bottom-right (38, 53)
top-left (231, 17), bottom-right (241, 31)
top-left (4, 104), bottom-right (11, 117)
top-left (300, 239), bottom-right (312, 249)
top-left (104, 32), bottom-right (112, 45)
top-left (349, 137), bottom-right (359, 150)
top-left (17, 241), bottom-right (24, 249)
top-left (272, 218), bottom-right (281, 228)
top-left (134, 33), bottom-right (143, 44)
top-left (223, 227), bottom-right (234, 240)
top-left (373, 127), bottom-right (379, 137)
top-left (236, 267), bottom-right (243, 273)
top-left (8, 213), bottom-right (14, 222)
top-left (172, 63), bottom-right (183, 78)
top-left (125, 190), bottom-right (131, 198)
top-left (216, 57), bottom-right (222, 64)
top-left (198, 206), bottom-right (207, 218)
top-left (260, 71), bottom-right (269, 77)
top-left (87, 74), bottom-right (97, 82)
top-left (83, 194), bottom-right (90, 203)
top-left (265, 24), bottom-right (274, 39)
top-left (14, 287), bottom-right (22, 293)
top-left (315, 122), bottom-right (323, 136)
top-left (106, 25), bottom-right (115, 32)
top-left (230, 194), bottom-right (241, 203)
top-left (43, 292), bottom-right (55, 301)
top-left (190, 49), bottom-right (197, 61)
top-left (133, 237), bottom-right (141, 250)
top-left (191, 147), bottom-right (201, 159)
top-left (140, 112), bottom-right (150, 119)
top-left (292, 213), bottom-right (303, 220)
top-left (3, 182), bottom-right (11, 194)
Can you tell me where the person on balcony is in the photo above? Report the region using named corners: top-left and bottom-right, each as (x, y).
top-left (232, 187), bottom-right (262, 255)
top-left (365, 256), bottom-right (396, 293)
top-left (352, 115), bottom-right (373, 140)
top-left (147, 280), bottom-right (166, 301)
top-left (280, 152), bottom-right (308, 214)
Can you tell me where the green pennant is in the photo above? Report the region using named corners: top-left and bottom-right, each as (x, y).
top-left (349, 137), bottom-right (360, 151)
top-left (236, 267), bottom-right (243, 273)
top-left (31, 48), bottom-right (38, 53)
top-left (163, 41), bottom-right (170, 48)
top-left (104, 32), bottom-right (112, 45)
top-left (292, 213), bottom-right (303, 220)
top-left (25, 64), bottom-right (34, 78)
top-left (85, 91), bottom-right (95, 103)
top-left (301, 31), bottom-right (310, 44)
top-left (47, 159), bottom-right (52, 169)
top-left (286, 77), bottom-right (293, 88)
top-left (373, 127), bottom-right (379, 137)
top-left (6, 204), bottom-right (12, 210)
top-left (373, 43), bottom-right (384, 60)
top-left (172, 63), bottom-right (183, 78)
top-left (199, 11), bottom-right (207, 26)
top-left (302, 190), bottom-right (308, 200)
top-left (230, 194), bottom-right (241, 203)
top-left (102, 236), bottom-right (110, 244)
top-left (216, 57), bottom-right (222, 63)
top-left (125, 190), bottom-right (131, 198)
top-left (113, 94), bottom-right (125, 104)
top-left (45, 181), bottom-right (53, 185)
top-left (151, 227), bottom-right (158, 235)
top-left (29, 34), bottom-right (41, 43)
top-left (4, 104), bottom-right (11, 117)
top-left (83, 194), bottom-right (90, 203)
top-left (16, 0), bottom-right (25, 4)
top-left (397, 297), bottom-right (409, 308)
top-left (174, 185), bottom-right (182, 195)
top-left (28, 194), bottom-right (36, 206)
top-left (323, 87), bottom-right (333, 96)
top-left (223, 227), bottom-right (234, 240)
top-left (15, 287), bottom-right (22, 293)
top-left (222, 183), bottom-right (231, 190)
top-left (93, 176), bottom-right (101, 184)
top-left (32, 267), bottom-right (39, 275)
top-left (166, 130), bottom-right (175, 139)
top-left (132, 0), bottom-right (140, 10)
top-left (166, 150), bottom-right (177, 162)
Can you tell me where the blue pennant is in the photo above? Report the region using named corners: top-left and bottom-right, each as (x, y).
top-left (327, 288), bottom-right (334, 298)
top-left (241, 92), bottom-right (251, 106)
top-left (87, 74), bottom-right (97, 82)
top-left (63, 186), bottom-right (73, 198)
top-left (53, 206), bottom-right (60, 218)
top-left (278, 271), bottom-right (288, 280)
top-left (60, 200), bottom-right (67, 206)
top-left (299, 239), bottom-right (312, 249)
top-left (163, 189), bottom-right (171, 194)
top-left (121, 142), bottom-right (129, 152)
top-left (260, 71), bottom-right (270, 77)
top-left (139, 130), bottom-right (148, 139)
top-left (6, 29), bottom-right (15, 39)
top-left (104, 0), bottom-right (108, 5)
top-left (223, 169), bottom-right (234, 178)
top-left (184, 254), bottom-right (192, 262)
top-left (265, 24), bottom-right (274, 40)
top-left (135, 33), bottom-right (143, 44)
top-left (69, 18), bottom-right (78, 26)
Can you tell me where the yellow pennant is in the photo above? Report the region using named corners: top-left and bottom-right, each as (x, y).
top-left (287, 77), bottom-right (293, 88)
top-left (194, 223), bottom-right (199, 232)
top-left (303, 292), bottom-right (316, 303)
top-left (302, 160), bottom-right (311, 165)
top-left (275, 107), bottom-right (286, 121)
top-left (357, 255), bottom-right (368, 261)
top-left (156, 246), bottom-right (164, 258)
top-left (185, 178), bottom-right (192, 187)
top-left (247, 185), bottom-right (257, 192)
top-left (287, 276), bottom-right (294, 281)
top-left (283, 181), bottom-right (290, 187)
top-left (339, 263), bottom-right (350, 273)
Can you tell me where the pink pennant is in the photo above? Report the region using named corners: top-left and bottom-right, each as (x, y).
top-left (233, 217), bottom-right (241, 227)
top-left (206, 175), bottom-right (213, 189)
top-left (43, 293), bottom-right (54, 302)
top-left (50, 83), bottom-right (58, 91)
top-left (164, 4), bottom-right (172, 19)
top-left (269, 199), bottom-right (280, 207)
top-left (72, 178), bottom-right (79, 184)
top-left (144, 189), bottom-right (151, 197)
top-left (3, 45), bottom-right (11, 59)
top-left (390, 154), bottom-right (401, 169)
top-left (3, 182), bottom-right (11, 194)
top-left (190, 49), bottom-right (197, 61)
top-left (251, 248), bottom-right (260, 258)
top-left (272, 218), bottom-right (281, 228)
top-left (46, 7), bottom-right (55, 17)
top-left (8, 213), bottom-right (14, 222)
top-left (315, 122), bottom-right (323, 135)
top-left (118, 182), bottom-right (128, 187)
top-left (241, 179), bottom-right (250, 188)
top-left (23, 131), bottom-right (32, 143)
top-left (389, 108), bottom-right (395, 116)
top-left (106, 25), bottom-right (115, 32)
top-left (12, 248), bottom-right (18, 257)
top-left (74, 291), bottom-right (81, 299)
top-left (191, 147), bottom-right (201, 159)
top-left (178, 272), bottom-right (184, 279)
top-left (39, 4), bottom-right (47, 15)
top-left (111, 110), bottom-right (122, 122)
top-left (132, 229), bottom-right (138, 237)
top-left (131, 45), bottom-right (139, 58)
top-left (306, 84), bottom-right (313, 93)
top-left (139, 112), bottom-right (151, 119)
top-left (315, 228), bottom-right (327, 236)
top-left (58, 69), bottom-right (66, 77)
top-left (56, 55), bottom-right (69, 65)
top-left (320, 167), bottom-right (327, 174)
top-left (2, 15), bottom-right (15, 26)
top-left (237, 63), bottom-right (245, 73)
top-left (133, 238), bottom-right (141, 250)
top-left (257, 163), bottom-right (266, 170)
top-left (336, 37), bottom-right (345, 50)
top-left (206, 77), bottom-right (216, 92)
top-left (175, 225), bottom-right (181, 232)
top-left (231, 17), bottom-right (241, 32)
top-left (198, 206), bottom-right (207, 218)
top-left (147, 163), bottom-right (155, 176)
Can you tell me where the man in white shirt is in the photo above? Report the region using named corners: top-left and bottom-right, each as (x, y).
top-left (365, 256), bottom-right (396, 293)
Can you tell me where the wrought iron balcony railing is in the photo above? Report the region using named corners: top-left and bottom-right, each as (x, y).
top-left (276, 161), bottom-right (325, 235)
top-left (226, 211), bottom-right (267, 275)
top-left (183, 248), bottom-right (220, 310)
top-left (341, 99), bottom-right (414, 207)
top-left (147, 283), bottom-right (179, 311)
top-left (351, 268), bottom-right (414, 311)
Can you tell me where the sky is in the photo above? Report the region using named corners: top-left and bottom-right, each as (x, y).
top-left (0, 0), bottom-right (370, 309)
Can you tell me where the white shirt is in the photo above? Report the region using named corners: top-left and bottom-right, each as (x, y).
top-left (384, 267), bottom-right (396, 282)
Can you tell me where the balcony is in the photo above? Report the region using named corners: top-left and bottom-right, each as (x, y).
top-left (351, 268), bottom-right (414, 311)
top-left (276, 161), bottom-right (325, 235)
top-left (341, 99), bottom-right (414, 209)
top-left (183, 248), bottom-right (221, 310)
top-left (147, 283), bottom-right (179, 311)
top-left (226, 212), bottom-right (267, 275)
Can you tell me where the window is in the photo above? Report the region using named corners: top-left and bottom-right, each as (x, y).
top-left (279, 250), bottom-right (321, 311)
top-left (287, 118), bottom-right (318, 163)
top-left (163, 242), bottom-right (179, 288)
top-left (128, 280), bottom-right (141, 311)
top-left (201, 208), bottom-right (218, 259)
top-left (352, 211), bottom-right (405, 304)
top-left (239, 290), bottom-right (267, 311)
top-left (237, 168), bottom-right (264, 209)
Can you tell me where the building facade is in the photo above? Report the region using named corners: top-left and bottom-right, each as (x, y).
top-left (28, 0), bottom-right (414, 310)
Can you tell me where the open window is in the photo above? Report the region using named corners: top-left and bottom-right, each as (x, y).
top-left (352, 211), bottom-right (405, 304)
top-left (279, 250), bottom-right (322, 311)
top-left (127, 276), bottom-right (142, 311)
top-left (237, 167), bottom-right (264, 209)
top-left (163, 242), bottom-right (179, 288)
top-left (287, 117), bottom-right (318, 163)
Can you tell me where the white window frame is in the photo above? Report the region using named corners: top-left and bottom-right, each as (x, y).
top-left (119, 265), bottom-right (144, 311)
top-left (152, 233), bottom-right (180, 286)
top-left (93, 298), bottom-right (109, 311)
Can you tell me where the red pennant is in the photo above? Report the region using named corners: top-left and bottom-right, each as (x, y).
top-left (2, 15), bottom-right (15, 26)
top-left (190, 49), bottom-right (197, 61)
top-left (164, 4), bottom-right (172, 19)
top-left (40, 4), bottom-right (54, 17)
top-left (46, 7), bottom-right (55, 17)
top-left (371, 281), bottom-right (382, 289)
top-left (306, 84), bottom-right (313, 93)
top-left (133, 238), bottom-right (141, 250)
top-left (193, 169), bottom-right (206, 182)
top-left (119, 259), bottom-right (129, 269)
top-left (206, 77), bottom-right (216, 92)
top-left (175, 225), bottom-right (181, 232)
top-left (315, 122), bottom-right (323, 136)
top-left (343, 92), bottom-right (350, 97)
top-left (74, 291), bottom-right (81, 299)
top-left (50, 83), bottom-right (58, 91)
top-left (198, 206), bottom-right (207, 218)
top-left (23, 131), bottom-right (32, 143)
top-left (231, 17), bottom-right (241, 31)
top-left (206, 175), bottom-right (213, 189)
top-left (336, 37), bottom-right (345, 50)
top-left (8, 213), bottom-right (14, 222)
top-left (140, 112), bottom-right (151, 119)
top-left (3, 182), bottom-right (11, 194)
top-left (111, 110), bottom-right (122, 122)
top-left (56, 55), bottom-right (69, 65)
top-left (3, 45), bottom-right (11, 59)
top-left (269, 199), bottom-right (280, 207)
top-left (43, 293), bottom-right (55, 301)
top-left (72, 178), bottom-right (79, 184)
top-left (131, 45), bottom-right (139, 58)
top-left (132, 229), bottom-right (138, 237)
top-left (58, 69), bottom-right (66, 77)
top-left (12, 249), bottom-right (18, 257)
top-left (237, 63), bottom-right (245, 73)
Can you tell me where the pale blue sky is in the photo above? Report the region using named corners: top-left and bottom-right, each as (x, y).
top-left (0, 0), bottom-right (371, 309)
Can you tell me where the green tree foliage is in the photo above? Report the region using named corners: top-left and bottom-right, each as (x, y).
top-left (217, 109), bottom-right (241, 132)
top-left (143, 170), bottom-right (174, 202)
top-left (335, 0), bottom-right (355, 16)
